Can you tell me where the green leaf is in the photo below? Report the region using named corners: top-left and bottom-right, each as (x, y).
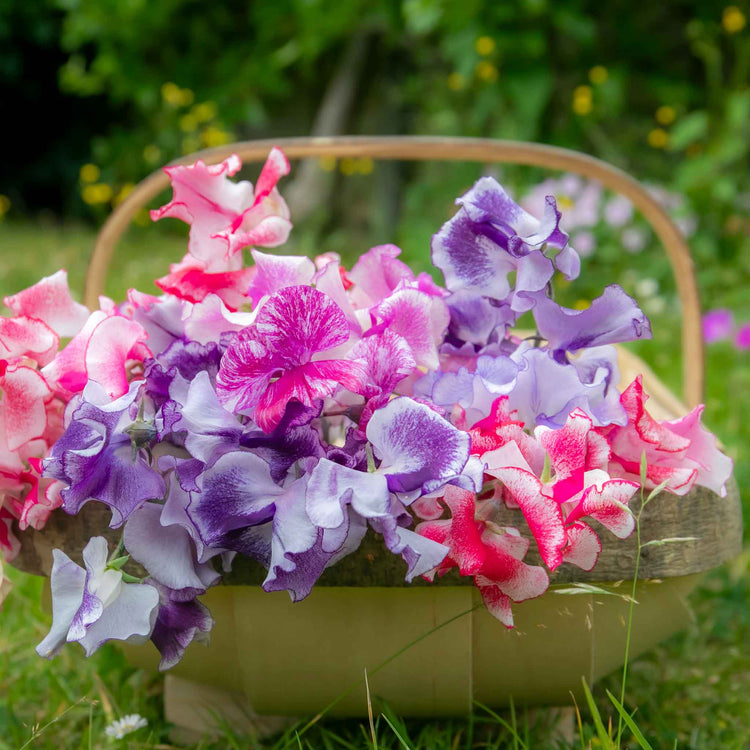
top-left (605, 689), bottom-right (654, 749)
top-left (668, 111), bottom-right (709, 151)
top-left (581, 677), bottom-right (613, 749)
top-left (106, 555), bottom-right (129, 571)
top-left (120, 572), bottom-right (142, 584)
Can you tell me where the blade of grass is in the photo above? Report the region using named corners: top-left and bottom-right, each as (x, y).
top-left (510, 696), bottom-right (519, 750)
top-left (473, 701), bottom-right (527, 749)
top-left (581, 677), bottom-right (612, 749)
top-left (380, 712), bottom-right (412, 750)
top-left (364, 669), bottom-right (378, 749)
top-left (605, 690), bottom-right (654, 750)
top-left (570, 691), bottom-right (586, 750)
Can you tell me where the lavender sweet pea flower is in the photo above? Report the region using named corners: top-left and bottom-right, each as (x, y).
top-left (432, 177), bottom-right (580, 315)
top-left (445, 290), bottom-right (516, 346)
top-left (369, 500), bottom-right (449, 581)
top-left (366, 397), bottom-right (471, 498)
top-left (508, 344), bottom-right (625, 428)
top-left (36, 537), bottom-right (159, 658)
top-left (148, 581), bottom-right (213, 671)
top-left (43, 381), bottom-right (166, 527)
top-left (123, 501), bottom-right (220, 597)
top-left (531, 285), bottom-right (651, 359)
top-left (173, 371), bottom-right (243, 464)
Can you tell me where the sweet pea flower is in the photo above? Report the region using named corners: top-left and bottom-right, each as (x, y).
top-left (432, 176), bottom-right (580, 317)
top-left (150, 149), bottom-right (292, 266)
top-left (36, 536), bottom-right (159, 658)
top-left (417, 485), bottom-right (549, 627)
top-left (216, 285), bottom-right (368, 432)
top-left (599, 376), bottom-right (733, 497)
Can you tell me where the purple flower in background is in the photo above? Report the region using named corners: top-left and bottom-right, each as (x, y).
top-left (702, 309), bottom-right (734, 344)
top-left (36, 537), bottom-right (159, 658)
top-left (216, 285), bottom-right (368, 432)
top-left (736, 324), bottom-right (750, 350)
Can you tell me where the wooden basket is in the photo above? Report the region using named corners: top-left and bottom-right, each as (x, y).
top-left (12, 137), bottom-right (742, 725)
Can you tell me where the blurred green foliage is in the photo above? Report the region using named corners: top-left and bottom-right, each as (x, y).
top-left (1, 1), bottom-right (747, 278)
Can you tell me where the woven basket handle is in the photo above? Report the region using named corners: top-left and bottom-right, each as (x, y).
top-left (86, 135), bottom-right (704, 406)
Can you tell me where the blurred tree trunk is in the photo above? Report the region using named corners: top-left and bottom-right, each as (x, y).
top-left (284, 29), bottom-right (372, 221)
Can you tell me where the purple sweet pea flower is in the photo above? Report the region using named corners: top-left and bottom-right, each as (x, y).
top-left (148, 581), bottom-right (213, 671)
top-left (216, 285), bottom-right (368, 432)
top-left (261, 472), bottom-right (368, 601)
top-left (36, 537), bottom-right (159, 658)
top-left (431, 177), bottom-right (580, 316)
top-left (123, 501), bottom-right (220, 596)
top-left (173, 371), bottom-right (243, 464)
top-left (508, 344), bottom-right (625, 428)
top-left (186, 450), bottom-right (283, 550)
top-left (43, 381), bottom-right (166, 527)
top-left (531, 285), bottom-right (651, 359)
top-left (366, 397), bottom-right (471, 497)
top-left (369, 499), bottom-right (450, 581)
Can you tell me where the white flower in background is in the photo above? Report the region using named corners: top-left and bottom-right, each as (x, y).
top-left (104, 713), bottom-right (148, 740)
top-left (635, 278), bottom-right (659, 298)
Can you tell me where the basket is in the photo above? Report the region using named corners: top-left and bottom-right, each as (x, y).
top-left (11, 137), bottom-right (742, 728)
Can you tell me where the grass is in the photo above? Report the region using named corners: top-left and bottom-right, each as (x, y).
top-left (0, 219), bottom-right (747, 748)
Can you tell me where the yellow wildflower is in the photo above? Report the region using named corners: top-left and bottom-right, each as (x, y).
top-left (722, 6), bottom-right (746, 33)
top-left (476, 61), bottom-right (499, 83)
top-left (340, 158), bottom-right (356, 176)
top-left (572, 85), bottom-right (593, 115)
top-left (655, 105), bottom-right (676, 125)
top-left (192, 101), bottom-right (217, 123)
top-left (318, 155), bottom-right (337, 172)
top-left (588, 66), bottom-right (608, 85)
top-left (0, 194), bottom-right (10, 218)
top-left (447, 72), bottom-right (466, 91)
top-left (81, 184), bottom-right (113, 205)
top-left (79, 163), bottom-right (100, 183)
top-left (113, 183), bottom-right (135, 206)
top-left (647, 128), bottom-right (669, 148)
top-left (179, 114), bottom-right (198, 133)
top-left (475, 36), bottom-right (495, 56)
top-left (356, 157), bottom-right (374, 175)
top-left (160, 82), bottom-right (182, 106)
top-left (201, 127), bottom-right (231, 148)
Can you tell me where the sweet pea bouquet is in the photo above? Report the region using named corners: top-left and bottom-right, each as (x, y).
top-left (0, 148), bottom-right (732, 670)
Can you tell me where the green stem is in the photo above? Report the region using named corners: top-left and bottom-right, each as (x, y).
top-left (617, 490), bottom-right (644, 748)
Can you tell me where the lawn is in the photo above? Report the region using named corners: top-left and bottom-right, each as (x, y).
top-left (0, 218), bottom-right (747, 748)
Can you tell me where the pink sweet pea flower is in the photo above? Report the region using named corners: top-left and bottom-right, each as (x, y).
top-left (598, 376), bottom-right (733, 497)
top-left (216, 285), bottom-right (368, 432)
top-left (151, 149), bottom-right (292, 267)
top-left (3, 270), bottom-right (90, 338)
top-left (41, 309), bottom-right (151, 399)
top-left (417, 485), bottom-right (549, 627)
top-left (156, 253), bottom-right (256, 310)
